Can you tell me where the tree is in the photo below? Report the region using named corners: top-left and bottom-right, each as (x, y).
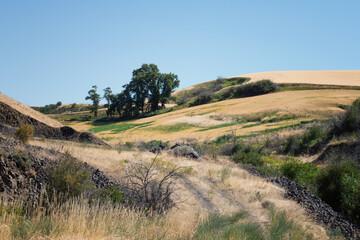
top-left (85, 85), bottom-right (101, 117)
top-left (103, 87), bottom-right (113, 117)
top-left (160, 73), bottom-right (179, 108)
top-left (130, 63), bottom-right (179, 112)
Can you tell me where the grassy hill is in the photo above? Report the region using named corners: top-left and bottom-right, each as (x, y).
top-left (3, 70), bottom-right (360, 239)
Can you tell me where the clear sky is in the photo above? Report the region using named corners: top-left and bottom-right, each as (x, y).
top-left (1, 0), bottom-right (360, 106)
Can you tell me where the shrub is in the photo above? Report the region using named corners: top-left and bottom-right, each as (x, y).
top-left (282, 124), bottom-right (327, 155)
top-left (316, 161), bottom-right (358, 211)
top-left (280, 160), bottom-right (318, 189)
top-left (341, 174), bottom-right (360, 222)
top-left (124, 157), bottom-right (179, 214)
top-left (281, 135), bottom-right (302, 155)
top-left (332, 98), bottom-right (360, 135)
top-left (231, 143), bottom-right (263, 166)
top-left (47, 153), bottom-right (93, 199)
top-left (190, 94), bottom-right (213, 106)
top-left (15, 124), bottom-right (34, 145)
top-left (218, 80), bottom-right (277, 101)
top-left (13, 151), bottom-right (32, 170)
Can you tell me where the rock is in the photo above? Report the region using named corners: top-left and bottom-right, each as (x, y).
top-left (170, 142), bottom-right (181, 149)
top-left (0, 136), bottom-right (118, 206)
top-left (269, 176), bottom-right (360, 239)
top-left (171, 145), bottom-right (200, 159)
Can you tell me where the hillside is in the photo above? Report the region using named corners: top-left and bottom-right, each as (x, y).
top-left (2, 71), bottom-right (360, 239)
top-left (0, 93), bottom-right (62, 128)
top-left (238, 70), bottom-right (360, 86)
top-left (0, 93), bottom-right (108, 145)
top-left (176, 71), bottom-right (360, 95)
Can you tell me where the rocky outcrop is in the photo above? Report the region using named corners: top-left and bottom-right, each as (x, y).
top-left (0, 102), bottom-right (108, 146)
top-left (241, 165), bottom-right (360, 239)
top-left (271, 176), bottom-right (360, 239)
top-left (0, 136), bottom-right (116, 204)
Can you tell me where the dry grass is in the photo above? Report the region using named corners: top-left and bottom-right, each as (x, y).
top-left (0, 198), bottom-right (202, 240)
top-left (30, 139), bottom-right (330, 239)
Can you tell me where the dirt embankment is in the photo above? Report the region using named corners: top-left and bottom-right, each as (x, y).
top-left (0, 101), bottom-right (108, 146)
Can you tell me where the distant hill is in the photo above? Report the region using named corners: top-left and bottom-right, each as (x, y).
top-left (236, 70), bottom-right (360, 86)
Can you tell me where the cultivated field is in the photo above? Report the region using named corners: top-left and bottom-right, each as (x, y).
top-left (68, 89), bottom-right (360, 143)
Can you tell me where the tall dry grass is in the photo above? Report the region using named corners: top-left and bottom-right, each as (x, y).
top-left (0, 197), bottom-right (202, 240)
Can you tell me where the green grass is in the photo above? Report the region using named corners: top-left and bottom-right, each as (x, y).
top-left (237, 121), bottom-right (311, 139)
top-left (50, 110), bottom-right (107, 123)
top-left (193, 210), bottom-right (265, 240)
top-left (278, 83), bottom-right (360, 91)
top-left (89, 121), bottom-right (154, 134)
top-left (242, 122), bottom-right (264, 129)
top-left (193, 208), bottom-right (314, 240)
top-left (196, 121), bottom-right (246, 132)
top-left (148, 123), bottom-right (197, 133)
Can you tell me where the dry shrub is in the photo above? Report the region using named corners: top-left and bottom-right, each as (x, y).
top-left (124, 156), bottom-right (180, 214)
top-left (15, 124), bottom-right (34, 145)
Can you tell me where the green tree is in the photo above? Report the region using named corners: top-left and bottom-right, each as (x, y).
top-left (130, 63), bottom-right (179, 112)
top-left (103, 87), bottom-right (113, 117)
top-left (85, 85), bottom-right (101, 117)
top-left (160, 73), bottom-right (179, 108)
top-left (129, 67), bottom-right (149, 115)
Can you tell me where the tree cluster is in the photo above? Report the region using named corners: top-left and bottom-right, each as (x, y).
top-left (86, 64), bottom-right (179, 118)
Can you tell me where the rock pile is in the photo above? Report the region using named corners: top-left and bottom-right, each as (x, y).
top-left (270, 176), bottom-right (360, 239)
top-left (150, 142), bottom-right (200, 159)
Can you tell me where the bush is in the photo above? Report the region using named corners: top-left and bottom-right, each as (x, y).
top-left (190, 94), bottom-right (213, 106)
top-left (282, 124), bottom-right (327, 155)
top-left (217, 80), bottom-right (277, 101)
top-left (231, 143), bottom-right (263, 166)
top-left (332, 98), bottom-right (360, 135)
top-left (47, 153), bottom-right (93, 199)
top-left (280, 160), bottom-right (318, 189)
top-left (341, 174), bottom-right (360, 222)
top-left (281, 135), bottom-right (302, 155)
top-left (15, 124), bottom-right (34, 145)
top-left (13, 151), bottom-right (32, 170)
top-left (316, 161), bottom-right (358, 211)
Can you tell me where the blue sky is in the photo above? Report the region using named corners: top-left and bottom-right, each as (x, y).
top-left (1, 0), bottom-right (360, 106)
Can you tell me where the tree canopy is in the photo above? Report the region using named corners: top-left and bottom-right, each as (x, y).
top-left (85, 85), bottom-right (101, 117)
top-left (100, 63), bottom-right (179, 119)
